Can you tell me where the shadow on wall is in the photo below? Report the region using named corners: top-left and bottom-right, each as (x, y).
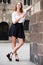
top-left (24, 20), bottom-right (29, 31)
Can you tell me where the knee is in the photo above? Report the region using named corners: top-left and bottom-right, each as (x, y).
top-left (20, 40), bottom-right (24, 45)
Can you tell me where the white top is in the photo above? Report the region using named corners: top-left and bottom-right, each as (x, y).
top-left (12, 11), bottom-right (26, 23)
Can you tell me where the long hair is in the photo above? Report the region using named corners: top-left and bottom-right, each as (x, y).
top-left (13, 2), bottom-right (23, 13)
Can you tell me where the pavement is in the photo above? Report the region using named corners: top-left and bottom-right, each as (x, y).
top-left (0, 43), bottom-right (36, 65)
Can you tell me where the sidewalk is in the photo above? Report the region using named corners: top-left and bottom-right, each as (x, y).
top-left (0, 43), bottom-right (36, 65)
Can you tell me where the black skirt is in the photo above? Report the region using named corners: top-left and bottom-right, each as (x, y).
top-left (8, 23), bottom-right (25, 40)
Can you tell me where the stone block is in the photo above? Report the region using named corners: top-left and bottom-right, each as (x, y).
top-left (30, 24), bottom-right (38, 33)
top-left (37, 44), bottom-right (43, 54)
top-left (30, 33), bottom-right (39, 43)
top-left (30, 43), bottom-right (34, 62)
top-left (38, 55), bottom-right (43, 65)
top-left (40, 0), bottom-right (43, 10)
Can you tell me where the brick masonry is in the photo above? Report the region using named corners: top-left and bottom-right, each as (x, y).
top-left (30, 0), bottom-right (43, 65)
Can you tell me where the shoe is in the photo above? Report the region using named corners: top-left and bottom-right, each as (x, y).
top-left (15, 58), bottom-right (19, 61)
top-left (6, 53), bottom-right (12, 61)
top-left (15, 53), bottom-right (19, 61)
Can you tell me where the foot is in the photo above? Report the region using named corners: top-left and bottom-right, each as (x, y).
top-left (15, 53), bottom-right (19, 61)
top-left (6, 53), bottom-right (12, 61)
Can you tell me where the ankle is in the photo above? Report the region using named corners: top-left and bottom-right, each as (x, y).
top-left (11, 52), bottom-right (14, 54)
top-left (13, 52), bottom-right (17, 55)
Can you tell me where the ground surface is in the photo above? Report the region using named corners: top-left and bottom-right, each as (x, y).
top-left (0, 43), bottom-right (36, 65)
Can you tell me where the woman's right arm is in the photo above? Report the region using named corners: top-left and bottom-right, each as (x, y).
top-left (12, 12), bottom-right (26, 24)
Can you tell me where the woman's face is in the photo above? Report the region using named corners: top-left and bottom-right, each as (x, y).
top-left (17, 3), bottom-right (21, 10)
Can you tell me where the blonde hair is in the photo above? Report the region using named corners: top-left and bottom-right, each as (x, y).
top-left (13, 2), bottom-right (23, 13)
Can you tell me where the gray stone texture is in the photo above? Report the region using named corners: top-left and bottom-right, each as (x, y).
top-left (30, 0), bottom-right (43, 65)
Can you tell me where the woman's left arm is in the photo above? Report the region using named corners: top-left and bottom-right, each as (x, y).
top-left (25, 5), bottom-right (32, 12)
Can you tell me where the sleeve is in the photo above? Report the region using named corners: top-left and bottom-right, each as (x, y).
top-left (12, 12), bottom-right (16, 23)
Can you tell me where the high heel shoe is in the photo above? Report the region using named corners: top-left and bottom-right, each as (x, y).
top-left (6, 53), bottom-right (12, 61)
top-left (15, 53), bottom-right (19, 61)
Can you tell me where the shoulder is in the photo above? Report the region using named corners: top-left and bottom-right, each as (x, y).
top-left (12, 11), bottom-right (17, 15)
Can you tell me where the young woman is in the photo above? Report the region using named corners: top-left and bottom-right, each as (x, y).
top-left (6, 2), bottom-right (32, 61)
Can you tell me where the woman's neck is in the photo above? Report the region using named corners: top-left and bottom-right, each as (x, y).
top-left (16, 10), bottom-right (22, 16)
top-left (17, 10), bottom-right (20, 13)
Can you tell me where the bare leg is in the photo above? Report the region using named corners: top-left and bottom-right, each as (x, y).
top-left (12, 38), bottom-right (24, 61)
top-left (11, 36), bottom-right (16, 49)
top-left (12, 38), bottom-right (25, 54)
top-left (6, 37), bottom-right (24, 61)
top-left (11, 36), bottom-right (17, 54)
top-left (6, 36), bottom-right (17, 61)
top-left (10, 36), bottom-right (17, 57)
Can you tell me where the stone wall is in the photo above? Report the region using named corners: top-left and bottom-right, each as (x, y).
top-left (30, 0), bottom-right (43, 65)
top-left (0, 0), bottom-right (30, 42)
